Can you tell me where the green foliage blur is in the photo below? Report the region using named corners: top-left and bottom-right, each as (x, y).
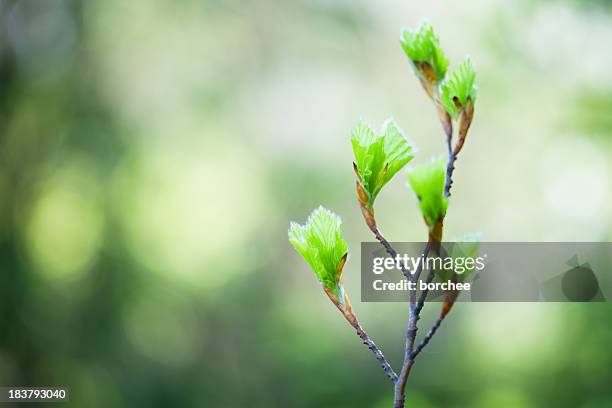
top-left (0, 0), bottom-right (611, 407)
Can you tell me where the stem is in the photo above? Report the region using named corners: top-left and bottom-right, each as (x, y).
top-left (393, 241), bottom-right (432, 407)
top-left (393, 316), bottom-right (415, 408)
top-left (411, 314), bottom-right (445, 359)
top-left (444, 152), bottom-right (456, 198)
top-left (410, 242), bottom-right (432, 306)
top-left (329, 293), bottom-right (398, 383)
top-left (412, 292), bottom-right (457, 359)
top-left (355, 323), bottom-right (398, 382)
top-left (411, 241), bottom-right (432, 285)
top-left (393, 361), bottom-right (412, 408)
top-left (407, 101), bottom-right (462, 367)
top-left (394, 135), bottom-right (453, 408)
top-left (373, 227), bottom-right (412, 281)
top-left (414, 267), bottom-right (435, 316)
top-left (372, 228), bottom-right (398, 258)
top-left (392, 72), bottom-right (473, 407)
top-left (443, 120), bottom-right (455, 198)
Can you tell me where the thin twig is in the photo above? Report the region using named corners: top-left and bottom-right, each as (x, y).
top-left (413, 231), bottom-right (443, 315)
top-left (414, 267), bottom-right (435, 316)
top-left (411, 313), bottom-right (445, 359)
top-left (394, 311), bottom-right (416, 408)
top-left (332, 298), bottom-right (398, 383)
top-left (444, 153), bottom-right (456, 197)
top-left (372, 228), bottom-right (399, 258)
top-left (408, 101), bottom-right (464, 370)
top-left (394, 104), bottom-right (456, 406)
top-left (372, 227), bottom-right (412, 281)
top-left (443, 118), bottom-right (455, 198)
top-left (411, 241), bottom-right (432, 285)
top-left (354, 323), bottom-right (398, 382)
top-left (393, 241), bottom-right (432, 408)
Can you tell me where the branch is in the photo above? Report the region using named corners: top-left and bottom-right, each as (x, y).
top-left (393, 241), bottom-right (432, 408)
top-left (413, 97), bottom-right (474, 361)
top-left (410, 242), bottom-right (432, 308)
top-left (394, 108), bottom-right (449, 404)
top-left (372, 227), bottom-right (412, 281)
top-left (411, 313), bottom-right (445, 359)
top-left (414, 267), bottom-right (435, 316)
top-left (355, 178), bottom-right (412, 282)
top-left (411, 241), bottom-right (432, 285)
top-left (415, 221), bottom-right (443, 316)
top-left (444, 152), bottom-right (456, 198)
top-left (355, 323), bottom-right (398, 382)
top-left (328, 289), bottom-right (398, 383)
top-left (412, 291), bottom-right (457, 359)
top-left (443, 113), bottom-right (456, 198)
top-left (444, 97), bottom-right (473, 198)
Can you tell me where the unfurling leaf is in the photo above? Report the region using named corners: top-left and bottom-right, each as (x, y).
top-left (439, 58), bottom-right (477, 119)
top-left (288, 206), bottom-right (349, 300)
top-left (407, 158), bottom-right (448, 228)
top-left (400, 20), bottom-right (449, 97)
top-left (352, 119), bottom-right (415, 209)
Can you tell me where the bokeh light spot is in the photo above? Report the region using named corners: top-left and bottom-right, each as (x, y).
top-left (24, 160), bottom-right (104, 282)
top-left (112, 137), bottom-right (268, 289)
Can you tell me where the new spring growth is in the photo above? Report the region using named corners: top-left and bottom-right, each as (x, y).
top-left (288, 207), bottom-right (355, 319)
top-left (401, 20), bottom-right (453, 141)
top-left (400, 20), bottom-right (449, 100)
top-left (289, 207), bottom-right (398, 383)
top-left (440, 58), bottom-right (478, 154)
top-left (407, 158), bottom-right (448, 242)
top-left (288, 19), bottom-right (480, 406)
top-left (351, 119), bottom-right (415, 231)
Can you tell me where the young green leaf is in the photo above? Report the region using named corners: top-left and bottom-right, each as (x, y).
top-left (352, 119), bottom-right (415, 208)
top-left (288, 206), bottom-right (349, 299)
top-left (400, 20), bottom-right (449, 91)
top-left (407, 157), bottom-right (448, 228)
top-left (440, 58), bottom-right (477, 119)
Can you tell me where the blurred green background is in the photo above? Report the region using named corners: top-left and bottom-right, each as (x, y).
top-left (1, 0), bottom-right (611, 407)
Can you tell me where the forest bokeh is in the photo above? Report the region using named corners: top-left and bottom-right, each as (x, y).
top-left (1, 0), bottom-right (611, 407)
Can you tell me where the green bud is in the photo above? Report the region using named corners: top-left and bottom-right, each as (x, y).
top-left (352, 119), bottom-right (415, 208)
top-left (401, 20), bottom-right (449, 97)
top-left (288, 206), bottom-right (349, 300)
top-left (439, 58), bottom-right (477, 119)
top-left (407, 157), bottom-right (448, 228)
